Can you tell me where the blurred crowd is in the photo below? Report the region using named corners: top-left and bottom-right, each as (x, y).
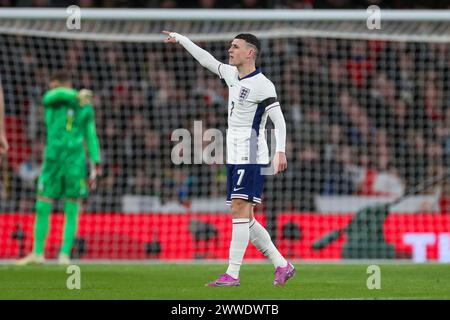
top-left (0, 32), bottom-right (449, 213)
top-left (0, 0), bottom-right (449, 9)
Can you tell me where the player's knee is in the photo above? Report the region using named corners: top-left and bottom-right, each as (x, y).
top-left (65, 198), bottom-right (81, 204)
top-left (37, 196), bottom-right (53, 204)
top-left (230, 199), bottom-right (251, 219)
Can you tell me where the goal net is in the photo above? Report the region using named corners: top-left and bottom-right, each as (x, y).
top-left (0, 9), bottom-right (450, 262)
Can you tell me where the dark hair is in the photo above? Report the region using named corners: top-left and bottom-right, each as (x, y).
top-left (234, 33), bottom-right (261, 57)
top-left (50, 70), bottom-right (71, 83)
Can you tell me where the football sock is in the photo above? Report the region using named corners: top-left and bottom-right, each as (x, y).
top-left (226, 218), bottom-right (250, 279)
top-left (249, 218), bottom-right (287, 268)
top-left (33, 200), bottom-right (52, 255)
top-left (60, 201), bottom-right (80, 256)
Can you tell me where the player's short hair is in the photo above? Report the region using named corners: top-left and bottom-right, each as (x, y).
top-left (234, 33), bottom-right (261, 59)
top-left (50, 71), bottom-right (71, 84)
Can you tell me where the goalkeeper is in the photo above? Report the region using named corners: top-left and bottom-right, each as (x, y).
top-left (17, 71), bottom-right (101, 265)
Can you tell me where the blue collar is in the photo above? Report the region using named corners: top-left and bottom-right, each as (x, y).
top-left (238, 67), bottom-right (261, 81)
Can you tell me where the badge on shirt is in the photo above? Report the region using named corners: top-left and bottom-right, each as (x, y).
top-left (238, 87), bottom-right (250, 104)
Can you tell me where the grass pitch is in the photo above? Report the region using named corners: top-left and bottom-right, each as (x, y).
top-left (0, 262), bottom-right (449, 300)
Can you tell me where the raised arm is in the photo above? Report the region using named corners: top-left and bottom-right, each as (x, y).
top-left (163, 30), bottom-right (222, 76)
top-left (42, 87), bottom-right (78, 108)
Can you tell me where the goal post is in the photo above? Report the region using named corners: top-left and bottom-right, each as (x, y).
top-left (0, 9), bottom-right (449, 262)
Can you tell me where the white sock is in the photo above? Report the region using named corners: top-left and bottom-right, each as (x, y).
top-left (226, 218), bottom-right (250, 279)
top-left (249, 218), bottom-right (287, 269)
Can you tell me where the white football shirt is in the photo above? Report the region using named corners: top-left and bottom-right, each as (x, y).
top-left (218, 64), bottom-right (279, 165)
